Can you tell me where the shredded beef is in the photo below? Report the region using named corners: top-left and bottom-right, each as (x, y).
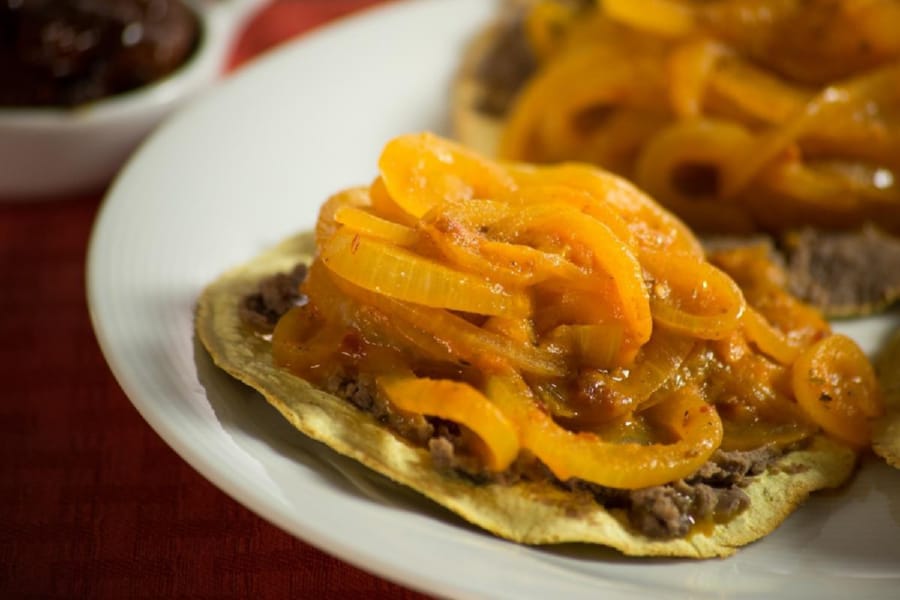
top-left (714, 487), bottom-right (752, 519)
top-left (566, 445), bottom-right (779, 539)
top-left (255, 260), bottom-right (793, 540)
top-left (704, 226), bottom-right (900, 317)
top-left (783, 226), bottom-right (900, 316)
top-left (418, 417), bottom-right (779, 539)
top-left (427, 420), bottom-right (472, 472)
top-left (707, 446), bottom-right (781, 482)
top-left (628, 485), bottom-right (697, 539)
top-left (474, 7), bottom-right (536, 116)
top-left (324, 373), bottom-right (434, 446)
top-left (239, 264), bottom-right (308, 330)
top-left (426, 428), bottom-right (553, 484)
top-left (626, 479), bottom-right (754, 539)
top-left (473, 0), bottom-right (594, 116)
top-left (326, 365), bottom-right (788, 538)
top-left (428, 437), bottom-right (457, 471)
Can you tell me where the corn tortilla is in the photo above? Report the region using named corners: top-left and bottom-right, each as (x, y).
top-left (195, 231), bottom-right (858, 558)
top-left (873, 328), bottom-right (900, 468)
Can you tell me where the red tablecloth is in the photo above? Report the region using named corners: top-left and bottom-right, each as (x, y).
top-left (1, 2), bottom-right (434, 597)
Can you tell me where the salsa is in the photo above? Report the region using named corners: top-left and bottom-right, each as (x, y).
top-left (0, 0), bottom-right (199, 107)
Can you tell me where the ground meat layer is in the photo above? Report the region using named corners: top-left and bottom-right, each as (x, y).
top-left (240, 266), bottom-right (796, 540)
top-left (566, 446), bottom-right (783, 538)
top-left (472, 0), bottom-right (600, 116)
top-left (338, 372), bottom-right (789, 540)
top-left (473, 6), bottom-right (536, 117)
top-left (238, 264), bottom-right (307, 330)
top-left (783, 226), bottom-right (900, 317)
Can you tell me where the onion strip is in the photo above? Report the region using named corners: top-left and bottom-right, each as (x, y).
top-left (321, 227), bottom-right (530, 317)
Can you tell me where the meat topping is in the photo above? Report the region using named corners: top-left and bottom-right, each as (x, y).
top-left (568, 446), bottom-right (780, 539)
top-left (704, 226), bottom-right (900, 317)
top-left (239, 264), bottom-right (308, 331)
top-left (473, 0), bottom-right (594, 116)
top-left (325, 364), bottom-right (790, 539)
top-left (348, 367), bottom-right (785, 540)
top-left (324, 373), bottom-right (435, 446)
top-left (474, 7), bottom-right (536, 117)
top-left (257, 262), bottom-right (796, 541)
top-left (783, 226), bottom-right (900, 317)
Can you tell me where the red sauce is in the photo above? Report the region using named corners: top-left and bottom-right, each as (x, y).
top-left (0, 0), bottom-right (199, 107)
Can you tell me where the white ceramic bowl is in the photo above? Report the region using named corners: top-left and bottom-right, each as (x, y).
top-left (0, 0), bottom-right (265, 200)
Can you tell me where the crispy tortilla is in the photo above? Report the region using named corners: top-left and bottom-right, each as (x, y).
top-left (873, 328), bottom-right (900, 468)
top-left (195, 231), bottom-right (857, 558)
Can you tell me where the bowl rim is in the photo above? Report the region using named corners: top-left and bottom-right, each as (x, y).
top-left (0, 0), bottom-right (256, 127)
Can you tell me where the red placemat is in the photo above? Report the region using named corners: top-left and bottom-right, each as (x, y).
top-left (0, 2), bottom-right (433, 598)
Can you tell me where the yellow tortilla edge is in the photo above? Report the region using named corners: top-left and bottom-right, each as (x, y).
top-left (194, 231), bottom-right (859, 558)
top-left (873, 328), bottom-right (900, 468)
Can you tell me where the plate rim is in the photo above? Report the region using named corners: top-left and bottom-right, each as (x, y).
top-left (86, 1), bottom-right (900, 598)
top-left (86, 1), bottom-right (510, 597)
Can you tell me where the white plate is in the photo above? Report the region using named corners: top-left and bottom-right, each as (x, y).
top-left (87, 1), bottom-right (900, 598)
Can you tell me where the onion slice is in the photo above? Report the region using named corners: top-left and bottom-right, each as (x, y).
top-left (321, 227), bottom-right (530, 317)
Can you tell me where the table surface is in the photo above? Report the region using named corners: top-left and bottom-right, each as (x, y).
top-left (1, 2), bottom-right (433, 597)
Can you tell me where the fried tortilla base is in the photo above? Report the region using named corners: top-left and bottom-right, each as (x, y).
top-left (195, 232), bottom-right (858, 558)
top-left (874, 328), bottom-right (900, 468)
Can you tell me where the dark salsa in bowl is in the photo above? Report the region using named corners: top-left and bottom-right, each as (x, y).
top-left (0, 0), bottom-right (200, 108)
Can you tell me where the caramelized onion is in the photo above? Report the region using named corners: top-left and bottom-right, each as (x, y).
top-left (321, 227), bottom-right (530, 317)
top-left (487, 374), bottom-right (722, 489)
top-left (334, 205), bottom-right (419, 246)
top-left (380, 132), bottom-right (516, 219)
top-left (378, 376), bottom-right (520, 471)
top-left (643, 248), bottom-right (746, 340)
top-left (271, 132), bottom-right (884, 489)
top-left (792, 334), bottom-right (884, 447)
